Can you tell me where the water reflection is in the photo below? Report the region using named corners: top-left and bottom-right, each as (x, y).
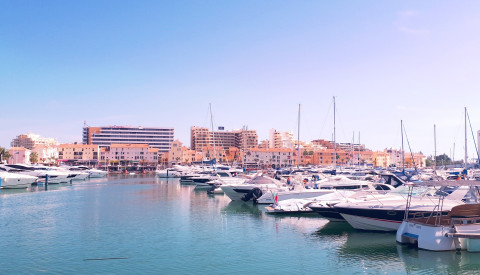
top-left (270, 216), bottom-right (330, 235)
top-left (314, 221), bottom-right (480, 274)
top-left (397, 244), bottom-right (480, 274)
top-left (222, 201), bottom-right (263, 216)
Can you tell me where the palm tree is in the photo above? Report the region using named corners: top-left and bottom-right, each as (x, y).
top-left (0, 147), bottom-right (11, 163)
top-left (30, 152), bottom-right (38, 164)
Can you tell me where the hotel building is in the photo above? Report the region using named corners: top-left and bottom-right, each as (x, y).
top-left (83, 126), bottom-right (174, 153)
top-left (10, 133), bottom-right (59, 164)
top-left (190, 126), bottom-right (258, 151)
top-left (269, 129), bottom-right (295, 149)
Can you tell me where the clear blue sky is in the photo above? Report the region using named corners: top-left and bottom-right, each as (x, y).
top-left (2, 1), bottom-right (480, 160)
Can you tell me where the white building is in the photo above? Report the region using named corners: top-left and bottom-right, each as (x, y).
top-left (10, 133), bottom-right (59, 164)
top-left (269, 129), bottom-right (295, 149)
top-left (83, 126), bottom-right (174, 153)
top-left (100, 144), bottom-right (158, 164)
top-left (244, 148), bottom-right (294, 168)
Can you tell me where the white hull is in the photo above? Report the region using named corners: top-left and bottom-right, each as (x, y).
top-left (221, 185), bottom-right (252, 201)
top-left (0, 172), bottom-right (37, 189)
top-left (396, 221), bottom-right (459, 251)
top-left (341, 213), bottom-right (401, 231)
top-left (257, 189), bottom-right (332, 204)
top-left (156, 170), bottom-right (181, 178)
top-left (88, 170), bottom-right (108, 178)
top-left (69, 172), bottom-right (90, 181)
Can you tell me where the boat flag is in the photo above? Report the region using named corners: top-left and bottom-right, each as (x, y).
top-left (275, 193), bottom-right (278, 203)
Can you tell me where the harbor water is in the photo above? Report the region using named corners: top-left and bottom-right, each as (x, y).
top-left (1, 175), bottom-right (480, 274)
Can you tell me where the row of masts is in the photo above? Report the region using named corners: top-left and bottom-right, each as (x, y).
top-left (212, 102), bottom-right (475, 171)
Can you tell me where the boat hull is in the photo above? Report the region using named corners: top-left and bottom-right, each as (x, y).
top-left (335, 207), bottom-right (410, 231)
top-left (310, 206), bottom-right (345, 221)
top-left (396, 221), bottom-right (458, 251)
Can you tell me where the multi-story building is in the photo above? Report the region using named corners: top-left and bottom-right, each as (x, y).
top-left (11, 133), bottom-right (58, 150)
top-left (385, 148), bottom-right (405, 168)
top-left (58, 144), bottom-right (99, 162)
top-left (384, 148), bottom-right (425, 168)
top-left (190, 126), bottom-right (258, 151)
top-left (373, 151), bottom-right (390, 167)
top-left (312, 149), bottom-right (349, 166)
top-left (235, 128), bottom-right (258, 150)
top-left (100, 144), bottom-right (158, 164)
top-left (10, 133), bottom-right (59, 164)
top-left (168, 140), bottom-right (186, 165)
top-left (269, 129), bottom-right (295, 149)
top-left (83, 126), bottom-right (174, 153)
top-left (244, 148), bottom-right (294, 168)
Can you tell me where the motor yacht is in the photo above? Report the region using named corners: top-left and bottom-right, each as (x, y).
top-left (0, 170), bottom-right (38, 188)
top-left (156, 168), bottom-right (182, 178)
top-left (1, 164), bottom-right (69, 184)
top-left (257, 175), bottom-right (394, 205)
top-left (397, 180), bottom-right (480, 251)
top-left (333, 183), bottom-right (476, 232)
top-left (221, 175), bottom-right (285, 202)
top-left (49, 166), bottom-right (90, 181)
top-left (265, 181), bottom-right (396, 215)
top-left (69, 166), bottom-right (107, 178)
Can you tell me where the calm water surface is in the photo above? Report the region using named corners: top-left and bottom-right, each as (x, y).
top-left (1, 175), bottom-right (480, 274)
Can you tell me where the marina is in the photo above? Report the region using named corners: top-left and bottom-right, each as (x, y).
top-left (2, 174), bottom-right (480, 274)
top-left (3, 1), bottom-right (480, 273)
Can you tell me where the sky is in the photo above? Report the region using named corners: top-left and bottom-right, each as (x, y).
top-left (1, 1), bottom-right (480, 160)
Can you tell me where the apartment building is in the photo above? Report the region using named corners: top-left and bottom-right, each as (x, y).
top-left (83, 126), bottom-right (174, 153)
top-left (269, 129), bottom-right (295, 149)
top-left (100, 144), bottom-right (159, 164)
top-left (58, 144), bottom-right (99, 162)
top-left (244, 148), bottom-right (294, 168)
top-left (190, 126), bottom-right (258, 151)
top-left (10, 133), bottom-right (59, 164)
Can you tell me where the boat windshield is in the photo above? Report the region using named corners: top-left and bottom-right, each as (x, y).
top-left (389, 185), bottom-right (431, 196)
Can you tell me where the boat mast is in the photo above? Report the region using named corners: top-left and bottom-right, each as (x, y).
top-left (333, 96), bottom-right (336, 172)
top-left (401, 120), bottom-right (405, 173)
top-left (465, 107), bottom-right (468, 169)
top-left (297, 104), bottom-right (301, 168)
top-left (351, 131), bottom-right (354, 166)
top-left (358, 132), bottom-right (361, 166)
top-left (434, 124), bottom-right (437, 172)
top-left (210, 103), bottom-right (216, 169)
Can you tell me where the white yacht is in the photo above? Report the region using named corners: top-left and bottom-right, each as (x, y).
top-left (156, 168), bottom-right (182, 178)
top-left (397, 181), bottom-right (480, 251)
top-left (69, 166), bottom-right (107, 178)
top-left (1, 164), bottom-right (69, 184)
top-left (333, 184), bottom-right (475, 232)
top-left (49, 166), bottom-right (90, 181)
top-left (257, 176), bottom-right (391, 204)
top-left (265, 181), bottom-right (396, 215)
top-left (221, 175), bottom-right (285, 202)
top-left (0, 170), bottom-right (38, 188)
